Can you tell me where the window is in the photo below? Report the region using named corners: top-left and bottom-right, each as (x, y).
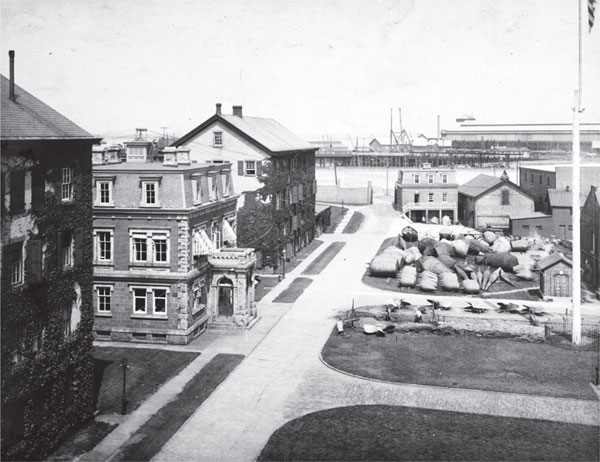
top-left (153, 289), bottom-right (167, 314)
top-left (96, 286), bottom-right (112, 313)
top-left (63, 306), bottom-right (72, 338)
top-left (568, 224), bottom-right (573, 231)
top-left (193, 281), bottom-right (207, 314)
top-left (222, 174), bottom-right (231, 197)
top-left (547, 176), bottom-right (550, 186)
top-left (427, 174), bottom-right (434, 184)
top-left (127, 146), bottom-right (147, 162)
top-left (442, 193), bottom-right (448, 203)
top-left (95, 230), bottom-right (113, 263)
top-left (213, 131), bottom-right (223, 147)
top-left (428, 193), bottom-right (434, 202)
top-left (130, 231), bottom-right (169, 265)
top-left (61, 232), bottom-right (73, 268)
top-left (142, 181), bottom-right (158, 205)
top-left (523, 225), bottom-right (530, 232)
top-left (414, 193), bottom-right (420, 203)
top-left (245, 161), bottom-right (256, 176)
top-left (10, 170), bottom-right (25, 212)
top-left (413, 174), bottom-right (420, 184)
top-left (536, 225), bottom-right (543, 232)
top-left (441, 174), bottom-right (448, 184)
top-left (211, 222), bottom-right (221, 249)
top-left (133, 288), bottom-right (147, 313)
top-left (193, 178), bottom-right (203, 204)
top-left (8, 243), bottom-right (24, 286)
top-left (131, 286), bottom-right (169, 316)
top-left (153, 234), bottom-right (168, 262)
top-left (61, 168), bottom-right (73, 201)
top-left (96, 181), bottom-right (113, 205)
top-left (133, 236), bottom-right (147, 262)
top-left (501, 189), bottom-right (509, 205)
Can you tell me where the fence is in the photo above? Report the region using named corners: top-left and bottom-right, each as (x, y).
top-left (316, 182), bottom-right (373, 205)
top-left (544, 316), bottom-right (600, 351)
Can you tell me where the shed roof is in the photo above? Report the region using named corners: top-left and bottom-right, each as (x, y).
top-left (1, 74), bottom-right (96, 140)
top-left (537, 252), bottom-right (572, 271)
top-left (548, 189), bottom-right (586, 208)
top-left (508, 212), bottom-right (551, 220)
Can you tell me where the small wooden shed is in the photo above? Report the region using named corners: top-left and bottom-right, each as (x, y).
top-left (538, 253), bottom-right (573, 298)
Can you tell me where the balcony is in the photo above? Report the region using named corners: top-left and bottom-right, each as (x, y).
top-left (402, 201), bottom-right (457, 214)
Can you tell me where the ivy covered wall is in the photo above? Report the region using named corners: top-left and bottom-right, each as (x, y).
top-left (1, 140), bottom-right (96, 461)
top-left (237, 151), bottom-right (316, 267)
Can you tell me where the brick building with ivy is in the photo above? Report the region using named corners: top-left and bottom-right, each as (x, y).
top-left (171, 104), bottom-right (318, 266)
top-left (1, 52), bottom-right (101, 460)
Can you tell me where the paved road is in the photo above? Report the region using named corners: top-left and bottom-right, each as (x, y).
top-left (154, 200), bottom-right (599, 462)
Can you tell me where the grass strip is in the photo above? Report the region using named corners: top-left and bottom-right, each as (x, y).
top-left (302, 242), bottom-right (346, 275)
top-left (342, 211), bottom-right (364, 233)
top-left (272, 277), bottom-right (313, 303)
top-left (94, 347), bottom-right (200, 415)
top-left (113, 353), bottom-right (244, 462)
top-left (259, 405), bottom-right (599, 461)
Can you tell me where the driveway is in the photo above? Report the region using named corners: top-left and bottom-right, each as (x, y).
top-left (154, 201), bottom-right (599, 462)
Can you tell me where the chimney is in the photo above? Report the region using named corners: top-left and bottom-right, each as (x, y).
top-left (232, 105), bottom-right (243, 117)
top-left (216, 103), bottom-right (222, 115)
top-left (9, 50), bottom-right (15, 102)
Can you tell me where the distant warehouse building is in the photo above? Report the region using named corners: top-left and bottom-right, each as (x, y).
top-left (442, 122), bottom-right (600, 153)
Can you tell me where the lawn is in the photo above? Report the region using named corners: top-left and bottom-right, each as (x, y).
top-left (322, 327), bottom-right (598, 400)
top-left (272, 277), bottom-right (313, 303)
top-left (48, 347), bottom-right (199, 460)
top-left (255, 275), bottom-right (282, 302)
top-left (302, 242), bottom-right (346, 275)
top-left (342, 211), bottom-right (364, 233)
top-left (362, 238), bottom-right (541, 301)
top-left (112, 354), bottom-right (244, 462)
top-left (94, 347), bottom-right (200, 414)
top-left (258, 405), bottom-right (599, 461)
top-left (323, 206), bottom-right (347, 233)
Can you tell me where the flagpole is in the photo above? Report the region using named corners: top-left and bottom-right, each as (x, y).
top-left (572, 0), bottom-right (582, 345)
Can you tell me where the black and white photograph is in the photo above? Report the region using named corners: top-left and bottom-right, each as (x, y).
top-left (1, 0), bottom-right (599, 460)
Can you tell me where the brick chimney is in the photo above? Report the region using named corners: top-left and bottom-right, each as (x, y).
top-left (9, 50), bottom-right (15, 102)
top-left (216, 103), bottom-right (222, 115)
top-left (232, 105), bottom-right (243, 117)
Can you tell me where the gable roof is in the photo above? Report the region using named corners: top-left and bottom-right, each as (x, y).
top-left (172, 113), bottom-right (315, 155)
top-left (537, 252), bottom-right (572, 271)
top-left (457, 174), bottom-right (503, 198)
top-left (1, 74), bottom-right (97, 140)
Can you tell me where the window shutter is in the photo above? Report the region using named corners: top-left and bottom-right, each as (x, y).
top-left (26, 239), bottom-right (43, 283)
top-left (57, 231), bottom-right (63, 272)
top-left (256, 161), bottom-right (262, 177)
top-left (237, 161), bottom-right (244, 176)
top-left (31, 168), bottom-right (45, 208)
top-left (74, 230), bottom-right (84, 266)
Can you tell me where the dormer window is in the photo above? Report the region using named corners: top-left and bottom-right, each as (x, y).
top-left (143, 182), bottom-right (157, 205)
top-left (139, 176), bottom-right (162, 207)
top-left (96, 180), bottom-right (114, 205)
top-left (213, 131), bottom-right (223, 147)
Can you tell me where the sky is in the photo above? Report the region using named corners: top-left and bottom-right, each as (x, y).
top-left (1, 0), bottom-right (599, 145)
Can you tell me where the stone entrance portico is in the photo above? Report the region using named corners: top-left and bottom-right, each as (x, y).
top-left (208, 248), bottom-right (257, 327)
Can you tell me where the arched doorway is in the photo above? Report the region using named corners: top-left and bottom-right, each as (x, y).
top-left (217, 277), bottom-right (234, 317)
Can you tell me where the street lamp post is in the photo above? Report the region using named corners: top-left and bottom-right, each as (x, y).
top-left (281, 248), bottom-right (286, 279)
top-left (120, 357), bottom-right (128, 415)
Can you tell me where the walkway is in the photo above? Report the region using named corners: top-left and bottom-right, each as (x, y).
top-left (154, 201), bottom-right (599, 462)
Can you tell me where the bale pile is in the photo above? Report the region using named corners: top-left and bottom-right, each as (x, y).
top-left (371, 227), bottom-right (541, 296)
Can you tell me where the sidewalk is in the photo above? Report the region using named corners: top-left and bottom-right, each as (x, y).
top-left (80, 233), bottom-right (340, 462)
